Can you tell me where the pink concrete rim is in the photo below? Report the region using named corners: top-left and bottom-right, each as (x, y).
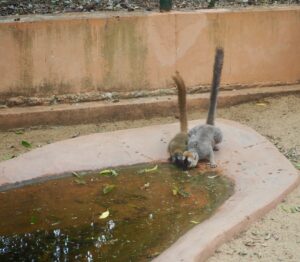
top-left (0, 119), bottom-right (299, 261)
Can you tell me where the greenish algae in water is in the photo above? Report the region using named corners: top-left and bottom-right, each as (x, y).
top-left (0, 163), bottom-right (234, 261)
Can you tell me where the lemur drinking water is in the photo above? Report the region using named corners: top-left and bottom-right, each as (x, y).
top-left (168, 71), bottom-right (188, 168)
top-left (184, 47), bottom-right (224, 168)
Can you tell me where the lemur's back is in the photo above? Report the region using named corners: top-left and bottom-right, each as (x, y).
top-left (188, 125), bottom-right (222, 159)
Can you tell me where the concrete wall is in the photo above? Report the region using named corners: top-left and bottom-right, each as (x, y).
top-left (1, 8), bottom-right (300, 99)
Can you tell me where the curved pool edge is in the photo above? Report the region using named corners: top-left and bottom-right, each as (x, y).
top-left (0, 119), bottom-right (299, 261)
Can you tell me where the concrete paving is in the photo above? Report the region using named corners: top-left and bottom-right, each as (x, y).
top-left (0, 119), bottom-right (299, 261)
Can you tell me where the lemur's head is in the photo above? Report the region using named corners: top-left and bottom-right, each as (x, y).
top-left (171, 151), bottom-right (184, 163)
top-left (183, 150), bottom-right (199, 169)
top-left (171, 151), bottom-right (188, 170)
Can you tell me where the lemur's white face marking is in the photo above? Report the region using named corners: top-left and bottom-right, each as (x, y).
top-left (183, 151), bottom-right (198, 168)
top-left (171, 152), bottom-right (185, 164)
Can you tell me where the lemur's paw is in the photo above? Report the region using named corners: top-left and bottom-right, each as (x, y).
top-left (209, 163), bottom-right (217, 168)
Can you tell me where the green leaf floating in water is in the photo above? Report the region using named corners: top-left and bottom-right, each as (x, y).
top-left (172, 185), bottom-right (190, 198)
top-left (172, 185), bottom-right (179, 196)
top-left (21, 140), bottom-right (32, 148)
top-left (99, 169), bottom-right (118, 177)
top-left (72, 172), bottom-right (82, 179)
top-left (99, 210), bottom-right (110, 219)
top-left (72, 172), bottom-right (86, 185)
top-left (178, 189), bottom-right (190, 198)
top-left (103, 184), bottom-right (116, 194)
top-left (138, 165), bottom-right (158, 174)
top-left (30, 215), bottom-right (38, 225)
top-left (74, 178), bottom-right (86, 185)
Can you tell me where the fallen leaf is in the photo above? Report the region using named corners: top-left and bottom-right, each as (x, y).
top-left (172, 185), bottom-right (190, 198)
top-left (21, 140), bottom-right (32, 148)
top-left (145, 182), bottom-right (150, 188)
top-left (147, 252), bottom-right (160, 259)
top-left (72, 172), bottom-right (82, 179)
top-left (256, 102), bottom-right (268, 107)
top-left (99, 210), bottom-right (110, 219)
top-left (295, 206), bottom-right (300, 212)
top-left (99, 169), bottom-right (118, 176)
top-left (51, 222), bottom-right (61, 226)
top-left (190, 220), bottom-right (200, 224)
top-left (103, 184), bottom-right (116, 194)
top-left (141, 182), bottom-right (150, 190)
top-left (15, 130), bottom-right (25, 135)
top-left (281, 204), bottom-right (300, 213)
top-left (71, 132), bottom-right (80, 138)
top-left (208, 175), bottom-right (218, 179)
top-left (144, 165), bottom-right (158, 172)
top-left (264, 233), bottom-right (271, 240)
top-left (281, 205), bottom-right (289, 212)
top-left (244, 241), bottom-right (256, 247)
top-left (72, 172), bottom-right (86, 184)
top-left (3, 154), bottom-right (15, 161)
top-left (172, 185), bottom-right (179, 196)
top-left (178, 189), bottom-right (190, 198)
top-left (30, 215), bottom-right (37, 225)
top-left (290, 207), bottom-right (297, 213)
top-left (138, 165), bottom-right (158, 174)
top-left (74, 178), bottom-right (86, 185)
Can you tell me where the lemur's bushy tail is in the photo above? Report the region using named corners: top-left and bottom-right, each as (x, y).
top-left (172, 71), bottom-right (188, 133)
top-left (207, 48), bottom-right (224, 126)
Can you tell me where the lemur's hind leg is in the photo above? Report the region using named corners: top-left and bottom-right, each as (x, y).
top-left (208, 147), bottom-right (217, 168)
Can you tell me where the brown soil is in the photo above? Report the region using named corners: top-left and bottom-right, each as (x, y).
top-left (1, 1), bottom-right (299, 17)
top-left (0, 94), bottom-right (300, 261)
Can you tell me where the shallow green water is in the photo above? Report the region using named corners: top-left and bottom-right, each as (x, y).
top-left (0, 163), bottom-right (234, 261)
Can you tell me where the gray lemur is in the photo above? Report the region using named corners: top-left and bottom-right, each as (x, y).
top-left (184, 47), bottom-right (224, 168)
top-left (168, 71), bottom-right (189, 169)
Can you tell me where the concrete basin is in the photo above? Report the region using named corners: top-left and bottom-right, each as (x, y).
top-left (0, 119), bottom-right (299, 261)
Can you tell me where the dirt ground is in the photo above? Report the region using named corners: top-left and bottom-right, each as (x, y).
top-left (1, 0), bottom-right (299, 17)
top-left (0, 94), bottom-right (300, 261)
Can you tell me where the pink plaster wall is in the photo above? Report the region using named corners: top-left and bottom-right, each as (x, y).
top-left (0, 8), bottom-right (300, 98)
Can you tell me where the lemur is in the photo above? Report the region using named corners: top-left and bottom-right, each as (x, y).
top-left (184, 47), bottom-right (224, 169)
top-left (168, 71), bottom-right (188, 169)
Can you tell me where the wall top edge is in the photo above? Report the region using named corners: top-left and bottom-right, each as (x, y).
top-left (0, 5), bottom-right (299, 24)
